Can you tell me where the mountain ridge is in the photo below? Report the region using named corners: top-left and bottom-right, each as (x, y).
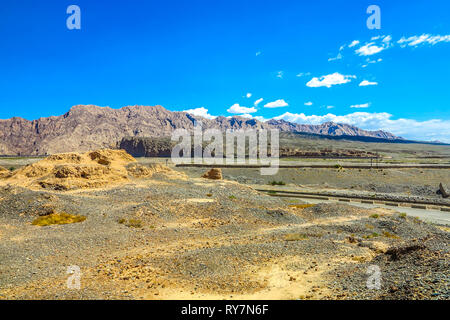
top-left (0, 104), bottom-right (401, 155)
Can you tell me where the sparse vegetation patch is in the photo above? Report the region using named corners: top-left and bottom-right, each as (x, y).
top-left (268, 180), bottom-right (286, 186)
top-left (32, 212), bottom-right (86, 226)
top-left (284, 233), bottom-right (308, 241)
top-left (363, 232), bottom-right (380, 239)
top-left (118, 218), bottom-right (143, 228)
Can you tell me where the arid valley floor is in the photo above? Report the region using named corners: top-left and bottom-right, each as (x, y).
top-left (0, 149), bottom-right (449, 300)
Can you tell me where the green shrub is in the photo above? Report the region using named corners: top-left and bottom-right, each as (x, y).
top-left (268, 180), bottom-right (286, 186)
top-left (382, 231), bottom-right (400, 239)
top-left (363, 232), bottom-right (380, 239)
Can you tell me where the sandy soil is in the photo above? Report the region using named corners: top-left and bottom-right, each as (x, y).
top-left (179, 166), bottom-right (450, 199)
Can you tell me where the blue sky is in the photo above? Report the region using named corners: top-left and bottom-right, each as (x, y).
top-left (1, 0), bottom-right (449, 141)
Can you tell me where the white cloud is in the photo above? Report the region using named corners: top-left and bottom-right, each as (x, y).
top-left (235, 113), bottom-right (253, 118)
top-left (348, 40), bottom-right (360, 48)
top-left (253, 116), bottom-right (267, 122)
top-left (306, 72), bottom-right (356, 88)
top-left (326, 106), bottom-right (335, 109)
top-left (182, 107), bottom-right (216, 119)
top-left (276, 71), bottom-right (283, 78)
top-left (366, 57), bottom-right (382, 65)
top-left (226, 114), bottom-right (267, 122)
top-left (246, 93), bottom-right (252, 98)
top-left (341, 34), bottom-right (449, 61)
top-left (328, 53), bottom-right (342, 62)
top-left (382, 35), bottom-right (392, 43)
top-left (296, 72), bottom-right (311, 77)
top-left (350, 103), bottom-right (370, 109)
top-left (264, 99), bottom-right (289, 108)
top-left (273, 111), bottom-right (450, 142)
top-left (256, 51), bottom-right (261, 56)
top-left (304, 101), bottom-right (313, 106)
top-left (359, 80), bottom-right (378, 86)
top-left (227, 103), bottom-right (257, 114)
top-left (398, 34), bottom-right (450, 47)
top-left (355, 42), bottom-right (386, 56)
top-left (254, 98), bottom-right (263, 107)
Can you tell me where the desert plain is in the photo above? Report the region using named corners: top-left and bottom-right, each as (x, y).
top-left (0, 145), bottom-right (449, 300)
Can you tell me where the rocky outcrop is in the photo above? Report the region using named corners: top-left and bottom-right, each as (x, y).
top-left (0, 105), bottom-right (401, 155)
top-left (119, 137), bottom-right (174, 157)
top-left (267, 120), bottom-right (399, 140)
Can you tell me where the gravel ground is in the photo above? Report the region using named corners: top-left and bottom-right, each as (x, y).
top-left (0, 173), bottom-right (448, 300)
top-left (179, 166), bottom-right (450, 200)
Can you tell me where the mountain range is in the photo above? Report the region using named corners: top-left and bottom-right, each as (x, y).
top-left (0, 105), bottom-right (401, 156)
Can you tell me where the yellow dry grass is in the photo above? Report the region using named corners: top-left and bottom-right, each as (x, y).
top-left (32, 212), bottom-right (86, 226)
top-left (283, 233), bottom-right (309, 241)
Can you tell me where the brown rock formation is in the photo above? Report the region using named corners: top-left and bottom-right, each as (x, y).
top-left (0, 105), bottom-right (400, 156)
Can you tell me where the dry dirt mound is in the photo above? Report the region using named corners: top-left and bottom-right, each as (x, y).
top-left (125, 163), bottom-right (187, 180)
top-left (0, 149), bottom-right (185, 190)
top-left (1, 150), bottom-right (186, 190)
top-left (202, 168), bottom-right (222, 180)
top-left (6, 149), bottom-right (134, 190)
top-left (148, 164), bottom-right (188, 180)
top-left (0, 166), bottom-right (10, 178)
top-left (126, 163), bottom-right (153, 178)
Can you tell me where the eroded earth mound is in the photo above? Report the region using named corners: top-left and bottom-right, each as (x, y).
top-left (0, 166), bottom-right (9, 178)
top-left (202, 168), bottom-right (223, 180)
top-left (0, 149), bottom-right (183, 190)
